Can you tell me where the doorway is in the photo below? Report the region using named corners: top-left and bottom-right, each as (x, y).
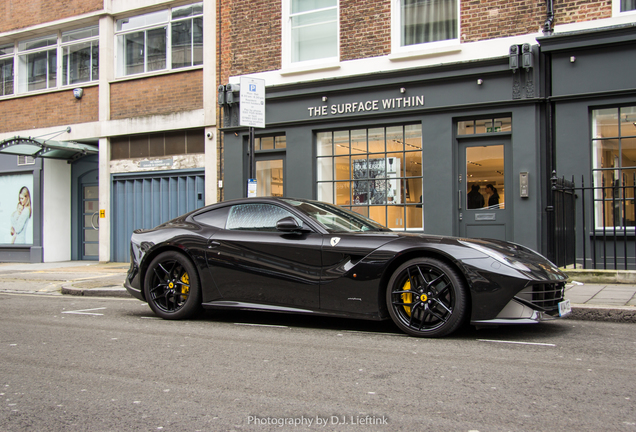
top-left (458, 140), bottom-right (511, 241)
top-left (255, 156), bottom-right (285, 197)
top-left (81, 184), bottom-right (99, 260)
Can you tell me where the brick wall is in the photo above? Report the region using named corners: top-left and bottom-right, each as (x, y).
top-left (110, 71), bottom-right (203, 120)
top-left (0, 0), bottom-right (102, 33)
top-left (0, 87), bottom-right (98, 133)
top-left (226, 0), bottom-right (281, 77)
top-left (221, 0), bottom-right (615, 71)
top-left (340, 0), bottom-right (391, 60)
top-left (461, 0), bottom-right (612, 43)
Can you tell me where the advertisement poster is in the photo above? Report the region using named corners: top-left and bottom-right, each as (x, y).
top-left (0, 174), bottom-right (34, 244)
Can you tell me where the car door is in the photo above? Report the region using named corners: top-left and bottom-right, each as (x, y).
top-left (207, 202), bottom-right (323, 309)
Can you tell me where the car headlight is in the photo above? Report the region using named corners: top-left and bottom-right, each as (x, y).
top-left (458, 240), bottom-right (531, 272)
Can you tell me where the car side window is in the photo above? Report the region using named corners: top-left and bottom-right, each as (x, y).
top-left (192, 206), bottom-right (231, 228)
top-left (226, 204), bottom-right (300, 231)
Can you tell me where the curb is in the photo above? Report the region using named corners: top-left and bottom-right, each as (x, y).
top-left (567, 305), bottom-right (636, 324)
top-left (61, 284), bottom-right (132, 298)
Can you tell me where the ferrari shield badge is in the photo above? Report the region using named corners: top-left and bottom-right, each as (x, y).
top-left (330, 237), bottom-right (341, 247)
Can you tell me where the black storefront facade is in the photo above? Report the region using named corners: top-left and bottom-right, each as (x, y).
top-left (221, 47), bottom-right (553, 256)
top-left (541, 24), bottom-right (636, 269)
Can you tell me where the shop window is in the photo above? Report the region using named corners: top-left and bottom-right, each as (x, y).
top-left (317, 125), bottom-right (423, 231)
top-left (592, 106), bottom-right (636, 229)
top-left (392, 0), bottom-right (458, 52)
top-left (116, 2), bottom-right (203, 77)
top-left (283, 0), bottom-right (338, 67)
top-left (0, 44), bottom-right (14, 96)
top-left (110, 129), bottom-right (205, 160)
top-left (62, 26), bottom-right (99, 86)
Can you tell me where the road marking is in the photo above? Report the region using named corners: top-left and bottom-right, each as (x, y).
top-left (62, 307), bottom-right (106, 316)
top-left (234, 323), bottom-right (288, 328)
top-left (478, 339), bottom-right (555, 347)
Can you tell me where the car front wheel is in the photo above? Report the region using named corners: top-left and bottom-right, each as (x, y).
top-left (387, 257), bottom-right (467, 337)
top-left (144, 251), bottom-right (202, 320)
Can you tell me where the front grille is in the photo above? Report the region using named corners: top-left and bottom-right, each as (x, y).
top-left (515, 283), bottom-right (565, 311)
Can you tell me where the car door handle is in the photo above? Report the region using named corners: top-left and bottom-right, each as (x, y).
top-left (208, 240), bottom-right (221, 249)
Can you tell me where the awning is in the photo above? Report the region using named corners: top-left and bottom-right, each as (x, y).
top-left (0, 136), bottom-right (98, 162)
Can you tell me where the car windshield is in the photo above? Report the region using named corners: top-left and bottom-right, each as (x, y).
top-left (282, 199), bottom-right (389, 233)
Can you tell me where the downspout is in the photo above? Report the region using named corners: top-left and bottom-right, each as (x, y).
top-left (543, 0), bottom-right (554, 35)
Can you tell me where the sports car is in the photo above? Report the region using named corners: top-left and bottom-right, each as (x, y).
top-left (124, 197), bottom-right (570, 337)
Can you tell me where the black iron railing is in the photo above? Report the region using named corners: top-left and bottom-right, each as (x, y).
top-left (550, 171), bottom-right (636, 270)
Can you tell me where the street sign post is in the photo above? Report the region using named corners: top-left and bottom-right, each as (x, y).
top-left (239, 77), bottom-right (266, 197)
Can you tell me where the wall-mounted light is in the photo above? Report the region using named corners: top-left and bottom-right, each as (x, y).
top-left (322, 96), bottom-right (328, 102)
top-left (477, 79), bottom-right (484, 85)
top-left (73, 88), bottom-right (83, 99)
top-left (570, 56), bottom-right (576, 63)
top-left (400, 87), bottom-right (406, 94)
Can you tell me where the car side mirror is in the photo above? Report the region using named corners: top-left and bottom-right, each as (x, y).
top-left (276, 216), bottom-right (307, 233)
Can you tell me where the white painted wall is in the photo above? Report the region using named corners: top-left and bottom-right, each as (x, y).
top-left (42, 159), bottom-right (72, 262)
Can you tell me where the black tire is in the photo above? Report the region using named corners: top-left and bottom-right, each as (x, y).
top-left (144, 251), bottom-right (202, 320)
top-left (386, 257), bottom-right (467, 337)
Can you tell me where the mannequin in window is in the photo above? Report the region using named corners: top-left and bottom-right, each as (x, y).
top-left (467, 184), bottom-right (484, 209)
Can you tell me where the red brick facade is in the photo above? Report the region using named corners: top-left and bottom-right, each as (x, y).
top-left (0, 0), bottom-right (102, 33)
top-left (0, 87), bottom-right (98, 133)
top-left (110, 71), bottom-right (204, 120)
top-left (220, 0), bottom-right (615, 77)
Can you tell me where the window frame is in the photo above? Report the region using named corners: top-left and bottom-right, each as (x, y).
top-left (0, 43), bottom-right (14, 97)
top-left (316, 124), bottom-right (423, 231)
top-left (591, 105), bottom-right (636, 231)
top-left (390, 0), bottom-right (460, 54)
top-left (115, 2), bottom-right (203, 78)
top-left (282, 0), bottom-right (340, 69)
top-left (61, 26), bottom-right (100, 86)
top-left (613, 0), bottom-right (636, 16)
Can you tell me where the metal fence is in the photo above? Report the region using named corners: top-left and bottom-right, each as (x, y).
top-left (550, 171), bottom-right (636, 270)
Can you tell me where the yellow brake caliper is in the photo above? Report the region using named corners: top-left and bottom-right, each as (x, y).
top-left (180, 272), bottom-right (190, 299)
top-left (401, 280), bottom-right (412, 316)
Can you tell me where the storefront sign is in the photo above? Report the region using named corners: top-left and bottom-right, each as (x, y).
top-left (307, 95), bottom-right (425, 118)
top-left (140, 158), bottom-right (173, 168)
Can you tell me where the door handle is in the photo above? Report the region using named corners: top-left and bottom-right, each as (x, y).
top-left (458, 190), bottom-right (462, 210)
top-left (91, 211), bottom-right (99, 230)
top-left (208, 240), bottom-right (221, 249)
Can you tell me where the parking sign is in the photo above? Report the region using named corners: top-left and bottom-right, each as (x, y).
top-left (239, 77), bottom-right (265, 128)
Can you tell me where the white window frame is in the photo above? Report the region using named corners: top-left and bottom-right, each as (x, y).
top-left (613, 0), bottom-right (636, 16)
top-left (0, 43), bottom-right (15, 97)
top-left (282, 0), bottom-right (339, 70)
top-left (115, 3), bottom-right (203, 78)
top-left (390, 0), bottom-right (460, 54)
top-left (17, 34), bottom-right (58, 94)
top-left (61, 26), bottom-right (99, 87)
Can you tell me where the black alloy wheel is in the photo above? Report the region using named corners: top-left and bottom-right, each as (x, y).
top-left (144, 251), bottom-right (202, 320)
top-left (386, 257), bottom-right (467, 337)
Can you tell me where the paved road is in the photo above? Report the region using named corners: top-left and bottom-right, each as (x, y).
top-left (1, 293), bottom-right (635, 431)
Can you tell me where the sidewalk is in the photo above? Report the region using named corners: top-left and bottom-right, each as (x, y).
top-left (0, 261), bottom-right (634, 323)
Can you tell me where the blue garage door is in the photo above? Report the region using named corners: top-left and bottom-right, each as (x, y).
top-left (112, 170), bottom-right (205, 263)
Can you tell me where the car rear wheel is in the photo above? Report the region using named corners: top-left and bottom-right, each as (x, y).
top-left (144, 251), bottom-right (202, 320)
top-left (387, 257), bottom-right (467, 337)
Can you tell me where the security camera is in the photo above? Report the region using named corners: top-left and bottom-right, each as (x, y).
top-left (206, 132), bottom-right (213, 140)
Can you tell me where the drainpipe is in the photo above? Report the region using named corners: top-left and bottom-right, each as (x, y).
top-left (543, 0), bottom-right (554, 35)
